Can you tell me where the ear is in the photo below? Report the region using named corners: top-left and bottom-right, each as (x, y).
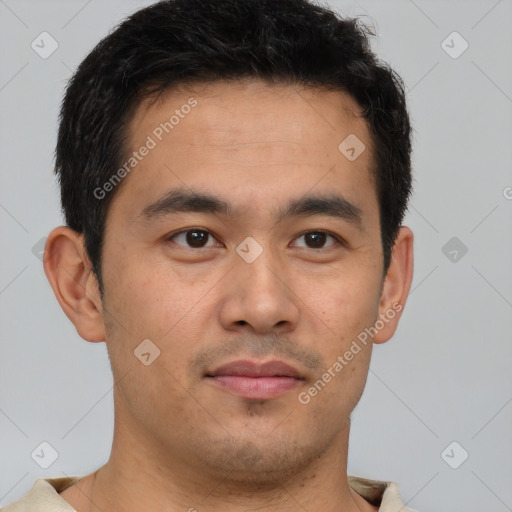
top-left (43, 226), bottom-right (106, 342)
top-left (373, 226), bottom-right (414, 344)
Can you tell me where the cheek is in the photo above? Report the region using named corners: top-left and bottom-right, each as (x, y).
top-left (104, 251), bottom-right (200, 336)
top-left (101, 252), bottom-right (215, 385)
top-left (298, 268), bottom-right (381, 342)
top-left (100, 257), bottom-right (204, 424)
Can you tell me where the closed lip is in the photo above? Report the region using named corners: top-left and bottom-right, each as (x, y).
top-left (205, 359), bottom-right (304, 379)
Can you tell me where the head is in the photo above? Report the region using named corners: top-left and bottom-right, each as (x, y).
top-left (54, 0), bottom-right (412, 294)
top-left (45, 0), bottom-right (414, 487)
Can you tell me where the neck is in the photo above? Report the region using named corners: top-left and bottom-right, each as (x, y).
top-left (60, 402), bottom-right (376, 512)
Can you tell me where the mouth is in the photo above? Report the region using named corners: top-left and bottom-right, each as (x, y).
top-left (204, 359), bottom-right (305, 400)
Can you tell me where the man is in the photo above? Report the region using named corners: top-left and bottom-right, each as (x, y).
top-left (2, 0), bottom-right (416, 510)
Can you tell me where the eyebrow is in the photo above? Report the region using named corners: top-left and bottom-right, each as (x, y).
top-left (138, 187), bottom-right (363, 227)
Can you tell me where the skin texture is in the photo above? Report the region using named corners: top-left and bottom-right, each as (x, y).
top-left (44, 79), bottom-right (414, 512)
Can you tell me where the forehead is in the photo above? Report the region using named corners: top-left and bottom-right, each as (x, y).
top-left (132, 79), bottom-right (370, 149)
top-left (109, 79), bottom-right (377, 226)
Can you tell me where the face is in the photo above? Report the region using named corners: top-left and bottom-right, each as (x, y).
top-left (96, 79), bottom-right (396, 483)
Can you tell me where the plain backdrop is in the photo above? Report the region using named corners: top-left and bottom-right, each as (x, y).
top-left (1, 1), bottom-right (511, 511)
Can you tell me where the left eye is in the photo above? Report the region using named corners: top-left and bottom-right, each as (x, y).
top-left (292, 231), bottom-right (341, 250)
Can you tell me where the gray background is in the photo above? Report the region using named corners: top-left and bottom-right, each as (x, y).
top-left (1, 1), bottom-right (511, 510)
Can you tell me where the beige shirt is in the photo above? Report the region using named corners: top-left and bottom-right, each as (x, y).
top-left (0, 475), bottom-right (419, 511)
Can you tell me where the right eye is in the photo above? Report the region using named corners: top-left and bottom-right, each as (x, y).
top-left (166, 228), bottom-right (222, 249)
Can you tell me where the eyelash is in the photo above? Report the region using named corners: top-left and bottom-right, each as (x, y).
top-left (165, 228), bottom-right (346, 251)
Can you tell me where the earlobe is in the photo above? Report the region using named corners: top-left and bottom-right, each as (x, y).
top-left (373, 226), bottom-right (414, 344)
top-left (43, 226), bottom-right (106, 342)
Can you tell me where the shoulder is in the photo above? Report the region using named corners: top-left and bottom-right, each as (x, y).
top-left (0, 476), bottom-right (83, 511)
top-left (348, 475), bottom-right (421, 512)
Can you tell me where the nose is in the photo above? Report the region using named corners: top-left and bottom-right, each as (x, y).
top-left (218, 246), bottom-right (300, 335)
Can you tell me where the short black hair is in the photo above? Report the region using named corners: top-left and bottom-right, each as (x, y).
top-left (55, 0), bottom-right (413, 296)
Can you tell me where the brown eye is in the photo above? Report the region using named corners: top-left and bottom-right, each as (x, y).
top-left (293, 231), bottom-right (341, 250)
top-left (169, 229), bottom-right (218, 249)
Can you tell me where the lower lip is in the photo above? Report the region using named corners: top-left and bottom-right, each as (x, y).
top-left (207, 375), bottom-right (302, 400)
